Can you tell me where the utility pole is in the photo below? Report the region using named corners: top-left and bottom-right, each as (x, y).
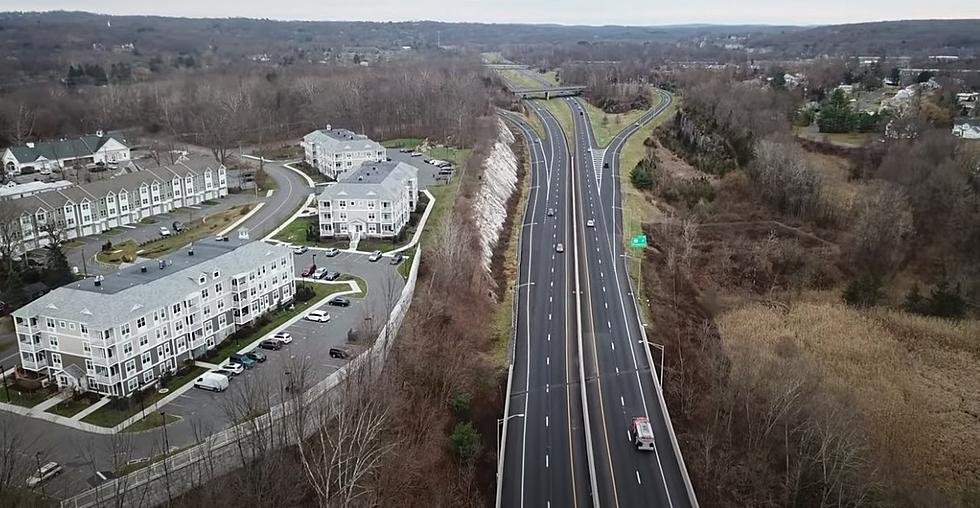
top-left (79, 248), bottom-right (87, 276)
top-left (1, 364), bottom-right (9, 401)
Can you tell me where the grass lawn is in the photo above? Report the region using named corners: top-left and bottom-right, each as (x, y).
top-left (0, 387), bottom-right (57, 408)
top-left (538, 99), bottom-right (575, 149)
top-left (201, 200), bottom-right (218, 206)
top-left (382, 138), bottom-right (423, 149)
top-left (826, 132), bottom-right (872, 146)
top-left (206, 283), bottom-right (342, 365)
top-left (61, 239), bottom-right (84, 248)
top-left (521, 109), bottom-right (546, 139)
top-left (45, 393), bottom-right (101, 418)
top-left (581, 89), bottom-right (663, 147)
top-left (253, 144), bottom-right (303, 161)
top-left (96, 205), bottom-right (253, 264)
top-left (336, 274), bottom-right (367, 298)
top-left (290, 162), bottom-right (333, 184)
top-left (425, 146), bottom-right (470, 167)
top-left (540, 70), bottom-right (559, 85)
top-left (81, 366), bottom-right (208, 428)
top-left (397, 248), bottom-right (416, 279)
top-left (423, 179), bottom-right (460, 247)
top-left (138, 217), bottom-right (159, 225)
top-left (103, 228), bottom-right (123, 236)
top-left (122, 411), bottom-right (181, 433)
top-left (273, 217), bottom-right (316, 245)
top-left (499, 69), bottom-right (542, 89)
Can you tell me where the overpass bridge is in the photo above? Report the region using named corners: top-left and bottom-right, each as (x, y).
top-left (484, 63), bottom-right (530, 70)
top-left (511, 86), bottom-right (586, 99)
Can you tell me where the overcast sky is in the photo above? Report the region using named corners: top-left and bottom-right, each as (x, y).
top-left (4, 0), bottom-right (978, 25)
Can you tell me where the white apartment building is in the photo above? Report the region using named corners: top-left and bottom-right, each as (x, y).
top-left (3, 131), bottom-right (131, 176)
top-left (12, 241), bottom-right (295, 398)
top-left (301, 125), bottom-right (386, 180)
top-left (5, 160), bottom-right (227, 255)
top-left (317, 161), bottom-right (418, 240)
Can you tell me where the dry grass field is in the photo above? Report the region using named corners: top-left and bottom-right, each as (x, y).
top-left (718, 296), bottom-right (980, 499)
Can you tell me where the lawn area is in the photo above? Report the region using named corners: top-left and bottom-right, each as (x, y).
top-left (581, 89), bottom-right (664, 147)
top-left (45, 393), bottom-right (101, 418)
top-left (252, 144), bottom-right (303, 161)
top-left (289, 162), bottom-right (332, 184)
top-left (272, 217), bottom-right (351, 249)
top-left (81, 366), bottom-right (208, 428)
top-left (96, 205), bottom-right (254, 264)
top-left (423, 179), bottom-right (460, 247)
top-left (122, 411), bottom-right (181, 433)
top-left (425, 146), bottom-right (469, 167)
top-left (520, 108), bottom-right (546, 139)
top-left (336, 274), bottom-right (367, 298)
top-left (138, 217), bottom-right (159, 225)
top-left (204, 283), bottom-right (342, 365)
top-left (397, 248), bottom-right (416, 279)
top-left (103, 228), bottom-right (123, 236)
top-left (0, 386), bottom-right (57, 408)
top-left (382, 138), bottom-right (423, 149)
top-left (538, 99), bottom-right (575, 149)
top-left (498, 69), bottom-right (542, 89)
top-left (540, 70), bottom-right (559, 85)
top-left (356, 237), bottom-right (409, 253)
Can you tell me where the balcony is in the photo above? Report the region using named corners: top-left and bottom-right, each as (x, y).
top-left (92, 373), bottom-right (122, 385)
top-left (21, 358), bottom-right (48, 371)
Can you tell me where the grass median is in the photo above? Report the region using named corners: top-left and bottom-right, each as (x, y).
top-left (81, 366), bottom-right (208, 428)
top-left (581, 90), bottom-right (663, 148)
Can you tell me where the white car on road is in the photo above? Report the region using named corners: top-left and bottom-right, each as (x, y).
top-left (159, 227), bottom-right (171, 237)
top-left (272, 331), bottom-right (293, 344)
top-left (586, 219), bottom-right (595, 227)
top-left (26, 462), bottom-right (62, 488)
top-left (305, 310), bottom-right (331, 323)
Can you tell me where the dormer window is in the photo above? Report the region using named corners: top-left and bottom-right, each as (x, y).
top-left (213, 270), bottom-right (220, 278)
top-left (198, 274), bottom-right (207, 285)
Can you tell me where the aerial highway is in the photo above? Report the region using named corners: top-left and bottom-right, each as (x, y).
top-left (567, 92), bottom-right (697, 507)
top-left (498, 102), bottom-right (590, 508)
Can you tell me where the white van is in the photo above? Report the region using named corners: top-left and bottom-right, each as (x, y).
top-left (194, 372), bottom-right (229, 392)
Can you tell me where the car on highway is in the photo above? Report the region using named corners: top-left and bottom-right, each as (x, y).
top-left (301, 265), bottom-right (316, 277)
top-left (547, 208), bottom-right (555, 216)
top-left (26, 462), bottom-right (63, 488)
top-left (635, 122), bottom-right (641, 126)
top-left (215, 234), bottom-right (227, 242)
top-left (272, 332), bottom-right (293, 344)
top-left (194, 372), bottom-right (229, 392)
top-left (390, 253), bottom-right (404, 265)
top-left (218, 362), bottom-right (244, 376)
top-left (306, 309), bottom-right (331, 322)
top-left (293, 245), bottom-right (308, 255)
top-left (410, 151), bottom-right (423, 157)
top-left (229, 353), bottom-right (256, 369)
top-left (586, 219), bottom-right (595, 227)
top-left (321, 271), bottom-right (341, 281)
top-left (579, 111), bottom-right (584, 116)
top-left (313, 267), bottom-right (330, 279)
top-left (246, 350), bottom-right (267, 363)
top-left (555, 243), bottom-right (564, 253)
top-left (259, 339), bottom-right (283, 350)
top-left (329, 347), bottom-right (350, 359)
top-left (328, 296), bottom-right (351, 307)
top-left (159, 226), bottom-right (171, 237)
top-left (368, 250), bottom-right (383, 262)
top-left (323, 248), bottom-right (340, 257)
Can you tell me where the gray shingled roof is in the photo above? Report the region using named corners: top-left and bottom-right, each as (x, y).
top-left (14, 241), bottom-right (292, 329)
top-left (317, 161), bottom-right (417, 202)
top-left (303, 129), bottom-right (383, 153)
top-left (5, 133), bottom-right (128, 164)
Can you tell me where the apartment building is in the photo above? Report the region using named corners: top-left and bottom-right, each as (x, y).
top-left (3, 131), bottom-right (130, 176)
top-left (301, 125), bottom-right (386, 179)
top-left (317, 160), bottom-right (418, 239)
top-left (12, 240), bottom-right (295, 398)
top-left (5, 160), bottom-right (228, 254)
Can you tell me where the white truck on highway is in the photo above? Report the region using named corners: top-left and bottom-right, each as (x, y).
top-left (631, 416), bottom-right (655, 451)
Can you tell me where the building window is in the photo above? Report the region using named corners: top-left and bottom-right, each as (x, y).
top-left (49, 336), bottom-right (59, 349)
top-left (139, 335), bottom-right (148, 347)
top-left (85, 360), bottom-right (94, 372)
top-left (58, 320), bottom-right (66, 328)
top-left (202, 288), bottom-right (209, 299)
top-left (121, 323), bottom-right (131, 337)
top-left (125, 359), bottom-right (136, 375)
top-left (80, 324), bottom-right (88, 335)
top-left (137, 317), bottom-right (146, 328)
top-left (215, 282), bottom-right (223, 294)
top-left (143, 370), bottom-right (154, 383)
top-left (83, 341), bottom-right (91, 354)
top-left (141, 352), bottom-right (151, 366)
top-left (123, 341), bottom-right (133, 356)
top-left (127, 377), bottom-right (138, 392)
top-left (51, 353), bottom-right (62, 368)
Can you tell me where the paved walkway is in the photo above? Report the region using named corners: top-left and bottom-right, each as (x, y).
top-left (31, 390), bottom-right (70, 413)
top-left (71, 396), bottom-right (111, 421)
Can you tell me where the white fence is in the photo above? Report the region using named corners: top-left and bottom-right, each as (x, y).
top-left (60, 249), bottom-right (422, 508)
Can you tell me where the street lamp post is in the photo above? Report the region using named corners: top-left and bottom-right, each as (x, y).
top-left (35, 451), bottom-right (44, 497)
top-left (0, 364), bottom-right (10, 402)
top-left (496, 413), bottom-right (525, 468)
top-left (639, 339), bottom-right (665, 388)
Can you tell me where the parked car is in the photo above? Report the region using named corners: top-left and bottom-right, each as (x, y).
top-left (328, 296), bottom-right (351, 307)
top-left (555, 243), bottom-right (564, 253)
top-left (298, 207), bottom-right (317, 218)
top-left (259, 339), bottom-right (283, 350)
top-left (272, 331), bottom-right (293, 344)
top-left (293, 245), bottom-right (308, 255)
top-left (229, 353), bottom-right (256, 369)
top-left (246, 350), bottom-right (267, 363)
top-left (313, 267), bottom-right (330, 279)
top-left (212, 368), bottom-right (237, 378)
top-left (399, 147), bottom-right (413, 153)
top-left (219, 362), bottom-right (244, 375)
top-left (368, 250), bottom-right (383, 262)
top-left (172, 221), bottom-right (184, 233)
top-left (159, 227), bottom-right (171, 237)
top-left (410, 152), bottom-right (423, 157)
top-left (322, 271), bottom-right (341, 281)
top-left (38, 168), bottom-right (52, 176)
top-left (586, 219), bottom-right (595, 227)
top-left (302, 265), bottom-right (316, 277)
top-left (215, 234), bottom-right (227, 242)
top-left (329, 347), bottom-right (350, 359)
top-left (306, 310), bottom-right (331, 322)
top-left (194, 372), bottom-right (229, 392)
top-left (390, 254), bottom-right (404, 265)
top-left (26, 462), bottom-right (63, 488)
top-left (323, 248), bottom-right (340, 257)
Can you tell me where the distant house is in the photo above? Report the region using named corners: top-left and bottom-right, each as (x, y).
top-left (956, 92), bottom-right (978, 113)
top-left (0, 180), bottom-right (73, 201)
top-left (952, 122), bottom-right (980, 140)
top-left (316, 161), bottom-right (418, 240)
top-left (301, 126), bottom-right (386, 180)
top-left (2, 131), bottom-right (131, 176)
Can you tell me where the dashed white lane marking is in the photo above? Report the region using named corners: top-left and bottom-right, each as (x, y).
top-left (602, 286), bottom-right (606, 293)
top-left (636, 471), bottom-right (642, 485)
top-left (546, 357), bottom-right (550, 365)
top-left (608, 320), bottom-right (612, 329)
top-left (546, 416), bottom-right (550, 427)
top-left (546, 454), bottom-right (550, 468)
top-left (611, 342), bottom-right (616, 351)
top-left (616, 366), bottom-right (620, 374)
top-left (604, 301), bottom-right (609, 309)
top-left (549, 296), bottom-right (553, 303)
top-left (548, 313), bottom-right (552, 320)
top-left (620, 396), bottom-right (625, 406)
top-left (550, 281), bottom-right (554, 287)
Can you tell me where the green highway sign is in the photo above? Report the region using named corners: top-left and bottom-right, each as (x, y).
top-left (630, 234), bottom-right (647, 249)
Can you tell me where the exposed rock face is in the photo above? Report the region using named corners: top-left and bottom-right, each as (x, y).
top-left (474, 118), bottom-right (518, 277)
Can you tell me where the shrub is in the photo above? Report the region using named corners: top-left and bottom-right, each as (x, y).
top-left (448, 389), bottom-right (472, 419)
top-left (449, 422), bottom-right (482, 462)
top-left (630, 159), bottom-right (656, 190)
top-left (294, 283), bottom-right (315, 303)
top-left (842, 273), bottom-right (883, 308)
top-left (101, 240), bottom-right (113, 252)
top-left (904, 281), bottom-right (967, 320)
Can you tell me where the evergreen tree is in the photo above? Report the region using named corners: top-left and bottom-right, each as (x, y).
top-left (630, 159), bottom-right (656, 190)
top-left (43, 242), bottom-right (73, 288)
top-left (818, 89), bottom-right (857, 133)
top-left (842, 273), bottom-right (882, 308)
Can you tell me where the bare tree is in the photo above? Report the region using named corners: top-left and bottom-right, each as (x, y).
top-left (0, 415), bottom-right (43, 506)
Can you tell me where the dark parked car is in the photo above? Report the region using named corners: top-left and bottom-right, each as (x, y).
top-left (390, 254), bottom-right (404, 265)
top-left (172, 221), bottom-right (184, 233)
top-left (229, 353), bottom-right (256, 368)
top-left (258, 339), bottom-right (283, 350)
top-left (328, 296), bottom-right (351, 307)
top-left (321, 271), bottom-right (341, 281)
top-left (329, 347), bottom-right (350, 359)
top-left (246, 350), bottom-right (267, 363)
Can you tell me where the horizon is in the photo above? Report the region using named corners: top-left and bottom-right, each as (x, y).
top-left (2, 2), bottom-right (978, 27)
